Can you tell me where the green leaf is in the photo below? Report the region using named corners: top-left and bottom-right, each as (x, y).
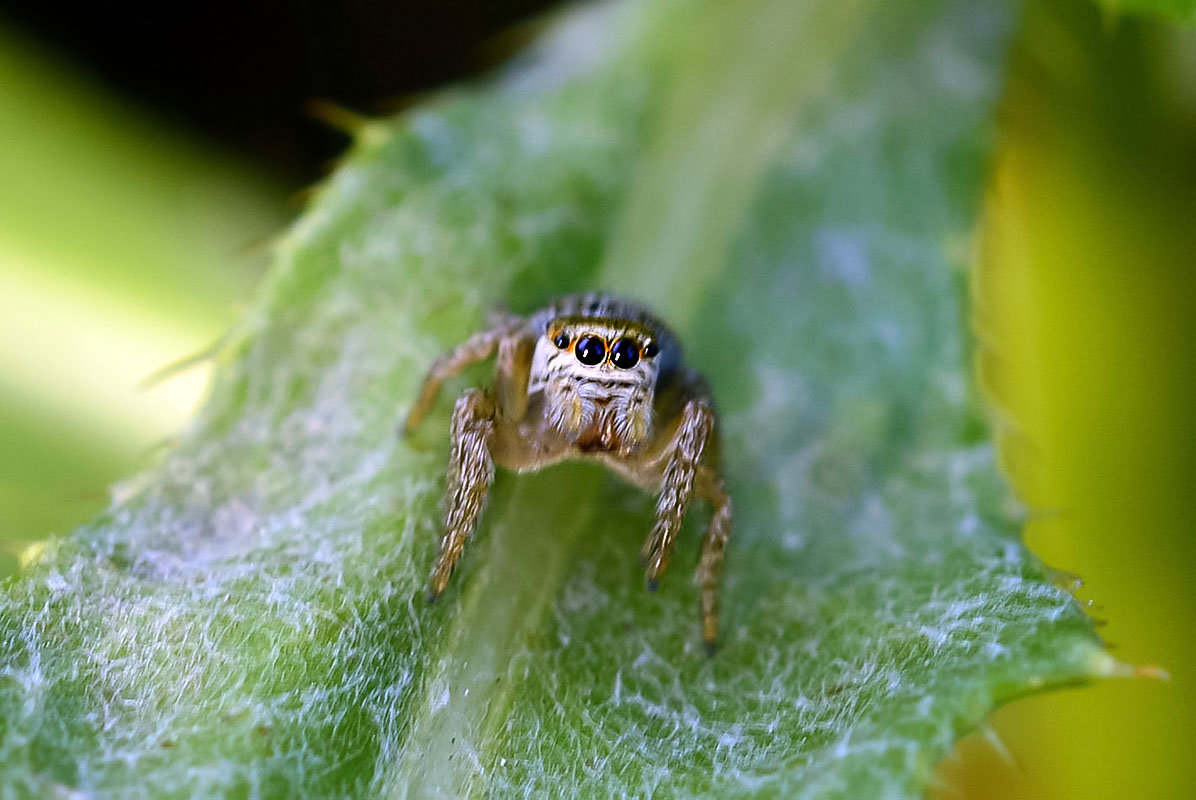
top-left (0, 0), bottom-right (1109, 796)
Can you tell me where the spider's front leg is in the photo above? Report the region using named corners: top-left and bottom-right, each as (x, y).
top-left (639, 397), bottom-right (733, 651)
top-left (402, 316), bottom-right (522, 437)
top-left (640, 398), bottom-right (714, 586)
top-left (422, 329), bottom-right (536, 602)
top-left (427, 388), bottom-right (496, 601)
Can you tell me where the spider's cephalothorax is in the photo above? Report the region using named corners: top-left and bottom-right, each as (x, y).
top-left (403, 293), bottom-right (732, 651)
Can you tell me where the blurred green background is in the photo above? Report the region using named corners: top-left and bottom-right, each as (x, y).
top-left (0, 27), bottom-right (283, 576)
top-left (0, 0), bottom-right (1192, 797)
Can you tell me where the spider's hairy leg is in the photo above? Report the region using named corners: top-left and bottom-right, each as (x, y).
top-left (641, 398), bottom-right (714, 590)
top-left (493, 333), bottom-right (536, 423)
top-left (402, 321), bottom-right (521, 437)
top-left (694, 467), bottom-right (733, 653)
top-left (427, 388), bottom-right (496, 601)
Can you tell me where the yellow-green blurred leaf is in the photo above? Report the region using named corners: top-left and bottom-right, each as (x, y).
top-left (0, 26), bottom-right (285, 558)
top-left (1095, 0), bottom-right (1196, 22)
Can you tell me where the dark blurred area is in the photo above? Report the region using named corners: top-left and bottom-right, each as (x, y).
top-left (0, 0), bottom-right (561, 182)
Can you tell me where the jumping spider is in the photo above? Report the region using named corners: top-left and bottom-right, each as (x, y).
top-left (403, 293), bottom-right (733, 650)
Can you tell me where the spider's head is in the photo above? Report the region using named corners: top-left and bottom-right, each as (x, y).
top-left (534, 316), bottom-right (662, 452)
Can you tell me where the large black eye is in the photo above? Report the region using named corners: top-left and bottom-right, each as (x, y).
top-left (574, 335), bottom-right (606, 366)
top-left (552, 332), bottom-right (570, 349)
top-left (609, 338), bottom-right (640, 369)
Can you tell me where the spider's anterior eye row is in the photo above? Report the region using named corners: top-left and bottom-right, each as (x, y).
top-left (575, 335), bottom-right (606, 366)
top-left (609, 338), bottom-right (639, 369)
top-left (551, 328), bottom-right (659, 368)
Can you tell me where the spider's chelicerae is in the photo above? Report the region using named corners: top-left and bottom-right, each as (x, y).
top-left (403, 293), bottom-right (733, 651)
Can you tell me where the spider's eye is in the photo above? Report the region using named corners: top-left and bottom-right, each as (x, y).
top-left (642, 340), bottom-right (659, 359)
top-left (574, 335), bottom-right (606, 366)
top-left (609, 338), bottom-right (641, 369)
top-left (552, 332), bottom-right (571, 349)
